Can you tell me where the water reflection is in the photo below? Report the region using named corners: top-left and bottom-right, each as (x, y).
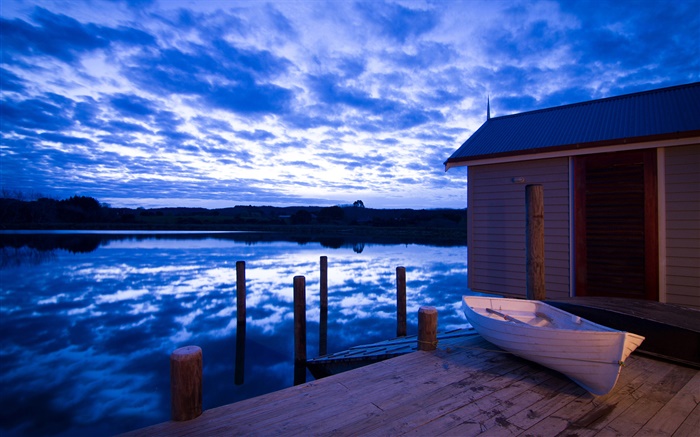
top-left (0, 232), bottom-right (467, 436)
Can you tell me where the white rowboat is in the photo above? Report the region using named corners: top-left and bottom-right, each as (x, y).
top-left (462, 296), bottom-right (645, 396)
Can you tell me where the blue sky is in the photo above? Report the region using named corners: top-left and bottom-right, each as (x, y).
top-left (2, 0), bottom-right (698, 209)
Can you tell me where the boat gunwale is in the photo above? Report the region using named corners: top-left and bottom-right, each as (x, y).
top-left (462, 296), bottom-right (644, 339)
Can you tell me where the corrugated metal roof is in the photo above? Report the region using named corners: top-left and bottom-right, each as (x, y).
top-left (446, 82), bottom-right (700, 166)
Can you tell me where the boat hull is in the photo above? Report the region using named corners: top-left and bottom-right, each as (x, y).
top-left (462, 296), bottom-right (644, 396)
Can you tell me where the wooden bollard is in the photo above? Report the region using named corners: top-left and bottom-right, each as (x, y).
top-left (236, 261), bottom-right (246, 324)
top-left (417, 306), bottom-right (437, 351)
top-left (319, 256), bottom-right (328, 356)
top-left (396, 266), bottom-right (407, 337)
top-left (526, 184), bottom-right (546, 300)
top-left (293, 276), bottom-right (306, 385)
top-left (170, 345), bottom-right (203, 421)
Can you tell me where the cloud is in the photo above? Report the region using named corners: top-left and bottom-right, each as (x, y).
top-left (1, 95), bottom-right (76, 131)
top-left (1, 6), bottom-right (154, 64)
top-left (0, 0), bottom-right (696, 209)
top-left (0, 67), bottom-right (27, 92)
top-left (234, 129), bottom-right (276, 142)
top-left (110, 93), bottom-right (157, 117)
top-left (355, 1), bottom-right (439, 43)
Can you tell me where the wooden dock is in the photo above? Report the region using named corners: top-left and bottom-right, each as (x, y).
top-left (123, 333), bottom-right (699, 436)
top-left (307, 328), bottom-right (477, 378)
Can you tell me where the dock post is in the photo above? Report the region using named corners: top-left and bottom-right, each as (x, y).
top-left (397, 266), bottom-right (407, 337)
top-left (235, 261), bottom-right (246, 385)
top-left (526, 184), bottom-right (546, 300)
top-left (319, 256), bottom-right (328, 356)
top-left (417, 306), bottom-right (438, 351)
top-left (294, 276), bottom-right (306, 385)
top-left (236, 261), bottom-right (246, 324)
top-left (170, 345), bottom-right (203, 421)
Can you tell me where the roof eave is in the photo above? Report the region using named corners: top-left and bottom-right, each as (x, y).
top-left (444, 130), bottom-right (700, 170)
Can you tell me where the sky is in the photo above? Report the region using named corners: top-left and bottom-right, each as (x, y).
top-left (1, 0), bottom-right (698, 210)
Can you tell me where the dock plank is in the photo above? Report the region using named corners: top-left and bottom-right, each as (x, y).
top-left (636, 371), bottom-right (700, 436)
top-left (673, 404), bottom-right (700, 437)
top-left (347, 360), bottom-right (535, 435)
top-left (578, 371), bottom-right (677, 435)
top-left (519, 351), bottom-right (673, 436)
top-left (122, 335), bottom-right (699, 437)
top-left (406, 369), bottom-right (560, 436)
top-left (594, 365), bottom-right (698, 436)
top-left (304, 347), bottom-right (528, 435)
top-left (467, 371), bottom-right (585, 436)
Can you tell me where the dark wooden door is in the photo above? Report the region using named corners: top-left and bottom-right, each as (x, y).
top-left (574, 150), bottom-right (658, 300)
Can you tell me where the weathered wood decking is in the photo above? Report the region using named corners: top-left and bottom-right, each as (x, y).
top-left (307, 328), bottom-right (477, 378)
top-left (124, 334), bottom-right (700, 436)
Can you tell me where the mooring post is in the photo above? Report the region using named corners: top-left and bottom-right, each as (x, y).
top-left (417, 306), bottom-right (437, 351)
top-left (236, 261), bottom-right (246, 324)
top-left (526, 184), bottom-right (546, 300)
top-left (396, 266), bottom-right (407, 337)
top-left (293, 275), bottom-right (306, 385)
top-left (319, 256), bottom-right (328, 356)
top-left (170, 345), bottom-right (203, 421)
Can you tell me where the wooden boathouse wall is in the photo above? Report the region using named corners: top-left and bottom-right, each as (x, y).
top-left (466, 144), bottom-right (700, 309)
top-left (664, 144), bottom-right (700, 308)
top-left (468, 157), bottom-right (571, 299)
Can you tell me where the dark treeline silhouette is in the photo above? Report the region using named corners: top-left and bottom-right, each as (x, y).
top-left (1, 195), bottom-right (106, 225)
top-left (0, 195), bottom-right (467, 243)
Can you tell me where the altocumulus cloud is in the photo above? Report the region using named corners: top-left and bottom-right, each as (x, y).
top-left (1, 0), bottom-right (698, 209)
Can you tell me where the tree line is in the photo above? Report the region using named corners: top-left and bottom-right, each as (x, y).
top-left (0, 195), bottom-right (467, 232)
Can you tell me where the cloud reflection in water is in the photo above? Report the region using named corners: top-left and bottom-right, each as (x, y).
top-left (0, 234), bottom-right (467, 436)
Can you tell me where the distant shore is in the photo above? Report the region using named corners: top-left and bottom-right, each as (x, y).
top-left (1, 197), bottom-right (468, 246)
top-left (1, 223), bottom-right (467, 246)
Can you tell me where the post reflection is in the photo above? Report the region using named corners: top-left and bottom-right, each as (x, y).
top-left (235, 320), bottom-right (246, 386)
top-left (0, 233), bottom-right (467, 437)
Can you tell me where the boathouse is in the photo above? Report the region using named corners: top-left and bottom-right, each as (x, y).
top-left (445, 82), bottom-right (700, 309)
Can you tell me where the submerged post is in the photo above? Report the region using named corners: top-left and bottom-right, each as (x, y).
top-left (526, 184), bottom-right (546, 300)
top-left (319, 256), bottom-right (328, 356)
top-left (396, 266), bottom-right (407, 337)
top-left (170, 345), bottom-right (203, 421)
top-left (235, 261), bottom-right (247, 385)
top-left (293, 276), bottom-right (306, 385)
top-left (417, 306), bottom-right (437, 351)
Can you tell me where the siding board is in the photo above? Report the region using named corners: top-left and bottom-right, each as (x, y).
top-left (665, 144), bottom-right (700, 309)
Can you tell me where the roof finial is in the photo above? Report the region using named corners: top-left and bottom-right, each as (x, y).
top-left (487, 95), bottom-right (491, 120)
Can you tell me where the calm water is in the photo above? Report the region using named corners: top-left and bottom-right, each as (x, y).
top-left (0, 231), bottom-right (468, 436)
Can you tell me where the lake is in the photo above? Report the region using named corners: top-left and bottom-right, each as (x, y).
top-left (0, 231), bottom-right (468, 436)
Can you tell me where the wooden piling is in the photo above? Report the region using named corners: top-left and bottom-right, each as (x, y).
top-left (294, 276), bottom-right (306, 385)
top-left (526, 184), bottom-right (546, 300)
top-left (170, 345), bottom-right (202, 421)
top-left (417, 306), bottom-right (437, 351)
top-left (236, 261), bottom-right (246, 324)
top-left (319, 256), bottom-right (328, 356)
top-left (396, 266), bottom-right (407, 337)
